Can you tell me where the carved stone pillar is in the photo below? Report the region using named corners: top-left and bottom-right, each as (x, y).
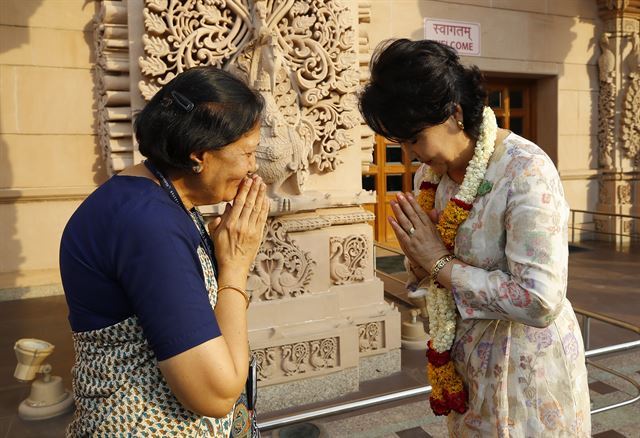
top-left (94, 0), bottom-right (401, 412)
top-left (596, 0), bottom-right (640, 241)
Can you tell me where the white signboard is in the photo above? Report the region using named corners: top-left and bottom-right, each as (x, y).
top-left (424, 18), bottom-right (481, 56)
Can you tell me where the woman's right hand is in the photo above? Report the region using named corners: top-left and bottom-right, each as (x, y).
top-left (209, 175), bottom-right (270, 277)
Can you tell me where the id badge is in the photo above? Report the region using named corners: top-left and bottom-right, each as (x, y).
top-left (246, 355), bottom-right (257, 411)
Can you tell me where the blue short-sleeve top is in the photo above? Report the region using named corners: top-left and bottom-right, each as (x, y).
top-left (60, 175), bottom-right (221, 361)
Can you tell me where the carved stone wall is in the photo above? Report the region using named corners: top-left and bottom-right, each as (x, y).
top-left (94, 0), bottom-right (399, 412)
top-left (94, 1), bottom-right (134, 173)
top-left (622, 31), bottom-right (640, 165)
top-left (596, 1), bottom-right (640, 240)
top-left (598, 32), bottom-right (616, 169)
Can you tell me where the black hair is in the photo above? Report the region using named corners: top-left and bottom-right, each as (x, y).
top-left (134, 67), bottom-right (264, 172)
top-left (359, 39), bottom-right (487, 142)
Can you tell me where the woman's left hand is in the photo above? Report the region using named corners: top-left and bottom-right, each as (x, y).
top-left (389, 192), bottom-right (450, 273)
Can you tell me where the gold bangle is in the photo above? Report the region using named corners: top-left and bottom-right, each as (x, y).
top-left (218, 285), bottom-right (250, 309)
top-left (430, 254), bottom-right (456, 283)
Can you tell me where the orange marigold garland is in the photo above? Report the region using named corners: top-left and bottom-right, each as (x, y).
top-left (418, 107), bottom-right (497, 416)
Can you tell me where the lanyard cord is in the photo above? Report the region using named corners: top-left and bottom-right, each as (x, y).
top-left (143, 160), bottom-right (218, 274)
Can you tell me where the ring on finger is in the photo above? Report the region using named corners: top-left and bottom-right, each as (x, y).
top-left (408, 226), bottom-right (415, 236)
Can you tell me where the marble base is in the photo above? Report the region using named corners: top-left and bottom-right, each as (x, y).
top-left (257, 367), bottom-right (359, 413)
top-left (358, 348), bottom-right (401, 382)
top-left (0, 284), bottom-right (64, 302)
top-left (257, 349), bottom-right (403, 413)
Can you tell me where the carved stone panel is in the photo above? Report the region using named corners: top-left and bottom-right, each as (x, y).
top-left (618, 182), bottom-right (632, 204)
top-left (358, 321), bottom-right (384, 353)
top-left (247, 218), bottom-right (315, 301)
top-left (330, 234), bottom-right (368, 285)
top-left (594, 218), bottom-right (607, 232)
top-left (138, 0), bottom-right (361, 178)
top-left (94, 0), bottom-right (134, 174)
top-left (253, 337), bottom-right (339, 383)
top-left (598, 32), bottom-right (616, 169)
top-left (622, 31), bottom-right (640, 165)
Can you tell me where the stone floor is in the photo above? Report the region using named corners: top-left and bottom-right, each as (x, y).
top-left (0, 240), bottom-right (638, 437)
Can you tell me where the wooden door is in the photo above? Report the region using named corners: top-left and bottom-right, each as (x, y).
top-left (485, 78), bottom-right (536, 141)
top-left (362, 136), bottom-right (420, 246)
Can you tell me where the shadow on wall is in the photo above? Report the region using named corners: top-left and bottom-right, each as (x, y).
top-left (0, 1), bottom-right (105, 295)
top-left (0, 1), bottom-right (44, 292)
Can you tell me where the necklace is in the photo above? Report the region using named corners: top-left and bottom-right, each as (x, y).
top-left (417, 107), bottom-right (497, 416)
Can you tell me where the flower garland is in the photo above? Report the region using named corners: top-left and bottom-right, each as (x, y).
top-left (416, 107), bottom-right (497, 416)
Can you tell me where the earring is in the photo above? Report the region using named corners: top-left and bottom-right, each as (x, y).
top-left (456, 119), bottom-right (465, 130)
top-left (193, 164), bottom-right (203, 174)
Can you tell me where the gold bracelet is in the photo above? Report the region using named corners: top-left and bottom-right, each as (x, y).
top-left (218, 285), bottom-right (250, 309)
top-left (430, 254), bottom-right (456, 283)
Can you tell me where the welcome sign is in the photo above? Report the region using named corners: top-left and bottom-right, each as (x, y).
top-left (424, 18), bottom-right (481, 56)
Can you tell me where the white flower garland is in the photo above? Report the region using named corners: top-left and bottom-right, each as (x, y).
top-left (425, 107), bottom-right (498, 352)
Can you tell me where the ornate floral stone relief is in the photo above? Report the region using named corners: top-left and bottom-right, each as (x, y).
top-left (622, 31), bottom-right (640, 165)
top-left (618, 182), bottom-right (632, 204)
top-left (138, 0), bottom-right (253, 99)
top-left (253, 337), bottom-right (338, 382)
top-left (598, 179), bottom-right (611, 204)
top-left (358, 321), bottom-right (384, 353)
top-left (246, 218), bottom-right (315, 301)
top-left (598, 32), bottom-right (617, 169)
top-left (139, 0), bottom-right (360, 181)
top-left (330, 234), bottom-right (369, 285)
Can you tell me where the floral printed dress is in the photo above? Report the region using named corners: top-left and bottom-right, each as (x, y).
top-left (415, 133), bottom-right (591, 437)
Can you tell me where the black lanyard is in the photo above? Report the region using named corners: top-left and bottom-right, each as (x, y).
top-left (143, 160), bottom-right (217, 274)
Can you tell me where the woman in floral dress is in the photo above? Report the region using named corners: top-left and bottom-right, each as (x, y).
top-left (359, 39), bottom-right (590, 437)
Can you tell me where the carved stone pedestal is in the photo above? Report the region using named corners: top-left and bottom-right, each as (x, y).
top-left (247, 207), bottom-right (401, 412)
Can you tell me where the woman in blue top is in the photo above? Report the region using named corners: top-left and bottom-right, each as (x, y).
top-left (60, 66), bottom-right (269, 436)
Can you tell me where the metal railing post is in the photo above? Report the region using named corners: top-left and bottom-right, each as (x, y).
top-left (582, 315), bottom-right (591, 351)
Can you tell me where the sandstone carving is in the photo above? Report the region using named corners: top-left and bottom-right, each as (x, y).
top-left (598, 179), bottom-right (611, 205)
top-left (618, 182), bottom-right (632, 204)
top-left (94, 0), bottom-right (133, 174)
top-left (140, 0), bottom-right (360, 173)
top-left (598, 32), bottom-right (616, 169)
top-left (622, 32), bottom-right (640, 165)
top-left (246, 218), bottom-right (315, 301)
top-left (253, 337), bottom-right (338, 382)
top-left (358, 321), bottom-right (384, 352)
top-left (330, 234), bottom-right (369, 285)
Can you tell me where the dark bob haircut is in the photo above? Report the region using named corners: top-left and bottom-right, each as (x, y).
top-left (359, 39), bottom-right (487, 142)
top-left (135, 67), bottom-right (264, 172)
